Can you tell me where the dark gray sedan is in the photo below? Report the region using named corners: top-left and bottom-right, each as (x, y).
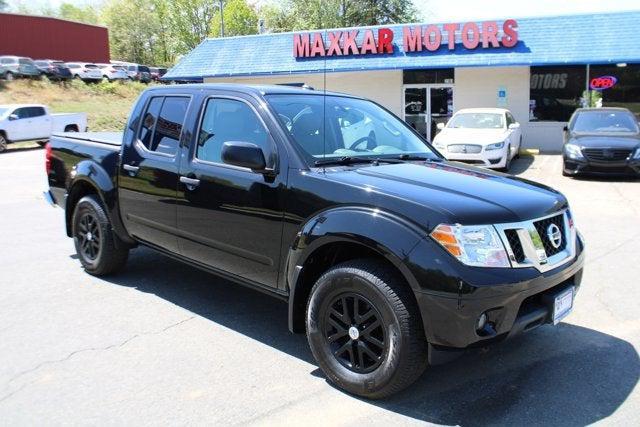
top-left (563, 108), bottom-right (640, 177)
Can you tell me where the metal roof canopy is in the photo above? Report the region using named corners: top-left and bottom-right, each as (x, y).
top-left (164, 10), bottom-right (640, 81)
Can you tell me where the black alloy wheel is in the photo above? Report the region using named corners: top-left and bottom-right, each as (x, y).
top-left (323, 293), bottom-right (387, 374)
top-left (77, 212), bottom-right (102, 261)
top-left (306, 259), bottom-right (428, 399)
top-left (72, 195), bottom-right (129, 275)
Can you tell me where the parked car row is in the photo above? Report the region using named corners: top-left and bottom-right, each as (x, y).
top-left (431, 106), bottom-right (639, 177)
top-left (0, 55), bottom-right (168, 83)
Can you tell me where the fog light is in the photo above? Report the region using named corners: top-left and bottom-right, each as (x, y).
top-left (476, 312), bottom-right (488, 331)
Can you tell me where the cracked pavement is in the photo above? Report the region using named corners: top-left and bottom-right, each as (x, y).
top-left (0, 150), bottom-right (638, 425)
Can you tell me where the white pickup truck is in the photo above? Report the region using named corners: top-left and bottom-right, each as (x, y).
top-left (0, 104), bottom-right (87, 152)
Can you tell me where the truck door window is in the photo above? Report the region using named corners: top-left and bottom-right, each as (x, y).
top-left (196, 98), bottom-right (269, 164)
top-left (137, 96), bottom-right (189, 156)
top-left (29, 107), bottom-right (46, 117)
top-left (13, 108), bottom-right (30, 119)
top-left (151, 97), bottom-right (189, 155)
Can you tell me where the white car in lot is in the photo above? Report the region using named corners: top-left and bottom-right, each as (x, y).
top-left (0, 104), bottom-right (87, 152)
top-left (66, 62), bottom-right (102, 82)
top-left (432, 108), bottom-right (522, 170)
top-left (96, 63), bottom-right (128, 81)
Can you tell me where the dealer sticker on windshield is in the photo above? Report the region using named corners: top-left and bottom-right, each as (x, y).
top-left (553, 287), bottom-right (575, 324)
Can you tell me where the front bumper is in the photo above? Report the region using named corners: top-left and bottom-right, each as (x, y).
top-left (438, 147), bottom-right (507, 169)
top-left (563, 156), bottom-right (640, 176)
top-left (413, 234), bottom-right (585, 352)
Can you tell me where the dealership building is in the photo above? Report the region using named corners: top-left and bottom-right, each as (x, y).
top-left (165, 11), bottom-right (640, 151)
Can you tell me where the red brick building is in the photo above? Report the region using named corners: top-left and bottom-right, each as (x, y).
top-left (0, 13), bottom-right (109, 62)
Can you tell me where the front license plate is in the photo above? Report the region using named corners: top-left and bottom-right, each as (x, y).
top-left (553, 287), bottom-right (574, 324)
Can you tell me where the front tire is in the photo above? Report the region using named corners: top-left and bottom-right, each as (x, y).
top-left (72, 195), bottom-right (129, 276)
top-left (306, 259), bottom-right (428, 399)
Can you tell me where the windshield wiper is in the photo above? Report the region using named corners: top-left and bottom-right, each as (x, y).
top-left (314, 156), bottom-right (404, 166)
top-left (397, 154), bottom-right (442, 162)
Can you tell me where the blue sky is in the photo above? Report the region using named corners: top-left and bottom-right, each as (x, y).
top-left (8, 0), bottom-right (640, 21)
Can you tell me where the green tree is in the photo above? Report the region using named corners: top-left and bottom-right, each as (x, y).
top-left (59, 2), bottom-right (100, 24)
top-left (102, 0), bottom-right (162, 64)
top-left (167, 0), bottom-right (218, 52)
top-left (210, 0), bottom-right (259, 37)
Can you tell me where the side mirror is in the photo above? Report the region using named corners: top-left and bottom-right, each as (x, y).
top-left (221, 141), bottom-right (269, 173)
top-left (436, 122), bottom-right (445, 130)
top-left (563, 125), bottom-right (569, 132)
top-left (8, 114), bottom-right (18, 121)
top-left (508, 122), bottom-right (520, 129)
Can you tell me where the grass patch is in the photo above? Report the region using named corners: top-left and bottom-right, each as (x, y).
top-left (0, 78), bottom-right (154, 132)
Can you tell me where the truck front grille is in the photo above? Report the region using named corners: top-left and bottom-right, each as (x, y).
top-left (495, 209), bottom-right (576, 273)
top-left (533, 214), bottom-right (566, 256)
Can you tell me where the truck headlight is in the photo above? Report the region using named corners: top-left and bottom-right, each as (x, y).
top-left (564, 143), bottom-right (584, 160)
top-left (485, 141), bottom-right (505, 151)
top-left (430, 224), bottom-right (510, 268)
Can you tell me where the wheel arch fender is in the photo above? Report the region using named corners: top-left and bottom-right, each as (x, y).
top-left (64, 160), bottom-right (133, 246)
top-left (286, 206), bottom-right (426, 333)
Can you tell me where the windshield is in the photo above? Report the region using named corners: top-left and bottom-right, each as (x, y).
top-left (266, 94), bottom-right (437, 163)
top-left (571, 110), bottom-right (639, 133)
top-left (447, 113), bottom-right (505, 129)
top-left (85, 64), bottom-right (98, 69)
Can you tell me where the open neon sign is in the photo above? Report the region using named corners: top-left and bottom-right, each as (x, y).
top-left (590, 76), bottom-right (617, 90)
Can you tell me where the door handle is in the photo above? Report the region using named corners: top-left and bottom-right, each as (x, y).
top-left (180, 176), bottom-right (200, 189)
top-left (123, 164), bottom-right (140, 176)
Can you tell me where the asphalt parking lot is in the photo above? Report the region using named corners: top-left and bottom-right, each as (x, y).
top-left (1, 149), bottom-right (638, 425)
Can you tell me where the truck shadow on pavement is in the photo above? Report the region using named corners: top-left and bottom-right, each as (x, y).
top-left (102, 247), bottom-right (639, 426)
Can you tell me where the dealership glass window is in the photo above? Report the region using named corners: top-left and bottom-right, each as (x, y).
top-left (529, 65), bottom-right (586, 122)
top-left (403, 68), bottom-right (454, 84)
top-left (588, 64), bottom-right (640, 119)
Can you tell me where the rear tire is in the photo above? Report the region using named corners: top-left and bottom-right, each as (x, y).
top-left (306, 259), bottom-right (428, 399)
top-left (0, 134), bottom-right (8, 152)
top-left (72, 195), bottom-right (129, 276)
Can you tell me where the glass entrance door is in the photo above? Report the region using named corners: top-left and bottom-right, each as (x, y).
top-left (403, 85), bottom-right (454, 142)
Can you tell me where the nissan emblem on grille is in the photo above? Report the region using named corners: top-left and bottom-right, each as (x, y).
top-left (547, 223), bottom-right (563, 249)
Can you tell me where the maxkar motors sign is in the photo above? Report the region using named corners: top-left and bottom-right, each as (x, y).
top-left (293, 20), bottom-right (519, 58)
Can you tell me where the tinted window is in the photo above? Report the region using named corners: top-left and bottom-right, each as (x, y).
top-left (197, 98), bottom-right (269, 164)
top-left (139, 97), bottom-right (163, 149)
top-left (35, 61), bottom-right (47, 66)
top-left (13, 108), bottom-right (30, 119)
top-left (128, 65), bottom-right (135, 71)
top-left (403, 69), bottom-right (454, 84)
top-left (530, 65), bottom-right (586, 122)
top-left (139, 97), bottom-right (189, 155)
top-left (67, 63), bottom-right (79, 68)
top-left (1, 58), bottom-right (17, 64)
top-left (18, 58), bottom-right (33, 65)
top-left (28, 107), bottom-right (46, 117)
top-left (85, 64), bottom-right (98, 69)
top-left (571, 110), bottom-right (639, 133)
top-left (588, 64), bottom-right (640, 120)
top-left (139, 66), bottom-right (150, 73)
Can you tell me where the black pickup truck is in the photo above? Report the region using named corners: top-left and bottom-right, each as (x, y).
top-left (45, 84), bottom-right (585, 398)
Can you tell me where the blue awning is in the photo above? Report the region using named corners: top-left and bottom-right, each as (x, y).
top-left (164, 11), bottom-right (640, 81)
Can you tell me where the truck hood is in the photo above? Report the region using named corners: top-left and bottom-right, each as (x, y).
top-left (321, 161), bottom-right (566, 225)
top-left (433, 128), bottom-right (509, 146)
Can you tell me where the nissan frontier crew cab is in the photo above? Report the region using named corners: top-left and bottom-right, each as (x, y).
top-left (45, 84), bottom-right (585, 399)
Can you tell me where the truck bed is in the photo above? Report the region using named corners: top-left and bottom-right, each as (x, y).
top-left (52, 131), bottom-right (123, 146)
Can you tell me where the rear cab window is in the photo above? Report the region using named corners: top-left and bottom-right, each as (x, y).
top-left (137, 96), bottom-right (191, 156)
